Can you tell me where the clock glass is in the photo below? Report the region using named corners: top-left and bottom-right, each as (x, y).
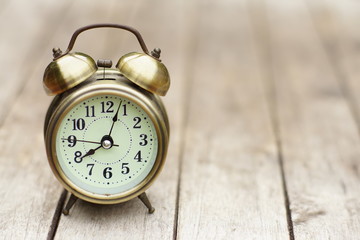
top-left (55, 94), bottom-right (158, 195)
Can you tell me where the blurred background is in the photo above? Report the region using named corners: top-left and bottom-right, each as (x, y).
top-left (1, 0), bottom-right (360, 239)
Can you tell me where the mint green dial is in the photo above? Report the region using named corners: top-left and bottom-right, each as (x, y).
top-left (55, 94), bottom-right (158, 195)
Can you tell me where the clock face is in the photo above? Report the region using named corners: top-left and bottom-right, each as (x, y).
top-left (55, 94), bottom-right (158, 195)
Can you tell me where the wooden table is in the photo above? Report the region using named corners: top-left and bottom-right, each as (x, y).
top-left (1, 0), bottom-right (360, 239)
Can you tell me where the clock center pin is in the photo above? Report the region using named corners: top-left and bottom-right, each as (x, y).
top-left (102, 139), bottom-right (112, 149)
top-left (101, 135), bottom-right (114, 149)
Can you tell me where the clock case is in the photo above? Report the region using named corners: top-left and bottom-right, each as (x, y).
top-left (42, 24), bottom-right (170, 215)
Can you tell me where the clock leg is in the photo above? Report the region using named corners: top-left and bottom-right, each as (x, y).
top-left (62, 192), bottom-right (78, 215)
top-left (138, 192), bottom-right (155, 214)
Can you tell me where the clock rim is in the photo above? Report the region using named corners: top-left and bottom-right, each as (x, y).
top-left (44, 75), bottom-right (169, 204)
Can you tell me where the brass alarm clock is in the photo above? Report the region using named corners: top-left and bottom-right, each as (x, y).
top-left (43, 24), bottom-right (170, 215)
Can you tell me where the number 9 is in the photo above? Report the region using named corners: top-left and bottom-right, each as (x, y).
top-left (67, 135), bottom-right (77, 147)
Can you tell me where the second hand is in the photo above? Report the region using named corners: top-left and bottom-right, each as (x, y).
top-left (61, 138), bottom-right (119, 147)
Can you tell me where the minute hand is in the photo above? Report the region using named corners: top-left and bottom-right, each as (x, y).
top-left (108, 100), bottom-right (123, 136)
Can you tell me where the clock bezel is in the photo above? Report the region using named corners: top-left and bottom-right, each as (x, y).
top-left (44, 70), bottom-right (169, 204)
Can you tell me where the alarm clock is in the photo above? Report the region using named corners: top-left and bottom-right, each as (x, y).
top-left (43, 24), bottom-right (170, 215)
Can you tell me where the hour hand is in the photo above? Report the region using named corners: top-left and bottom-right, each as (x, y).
top-left (82, 145), bottom-right (101, 159)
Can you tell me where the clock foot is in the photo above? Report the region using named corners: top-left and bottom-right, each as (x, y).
top-left (138, 192), bottom-right (155, 214)
top-left (62, 192), bottom-right (78, 215)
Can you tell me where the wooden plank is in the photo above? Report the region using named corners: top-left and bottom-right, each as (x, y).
top-left (248, 1), bottom-right (295, 237)
top-left (54, 0), bottom-right (189, 239)
top-left (176, 0), bottom-right (289, 239)
top-left (0, 0), bottom-right (72, 122)
top-left (306, 0), bottom-right (360, 133)
top-left (4, 0), bottom-right (360, 238)
top-left (0, 1), bottom-right (74, 239)
top-left (264, 0), bottom-right (360, 238)
top-left (0, 0), bottom-right (127, 239)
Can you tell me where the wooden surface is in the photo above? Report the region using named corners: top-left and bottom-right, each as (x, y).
top-left (1, 0), bottom-right (360, 239)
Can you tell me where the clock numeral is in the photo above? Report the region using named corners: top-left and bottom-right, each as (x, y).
top-left (134, 150), bottom-right (142, 162)
top-left (139, 134), bottom-right (148, 146)
top-left (103, 167), bottom-right (112, 179)
top-left (121, 163), bottom-right (130, 174)
top-left (85, 105), bottom-right (95, 117)
top-left (72, 118), bottom-right (85, 130)
top-left (67, 135), bottom-right (77, 147)
top-left (101, 101), bottom-right (114, 113)
top-left (74, 151), bottom-right (82, 163)
top-left (122, 104), bottom-right (128, 116)
top-left (133, 117), bottom-right (141, 128)
top-left (87, 164), bottom-right (95, 175)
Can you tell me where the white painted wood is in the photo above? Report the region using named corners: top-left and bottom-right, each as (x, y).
top-left (176, 0), bottom-right (289, 239)
top-left (265, 0), bottom-right (360, 238)
top-left (0, 0), bottom-right (127, 239)
top-left (0, 0), bottom-right (71, 123)
top-left (2, 0), bottom-right (360, 238)
top-left (307, 0), bottom-right (360, 130)
top-left (0, 1), bottom-right (73, 239)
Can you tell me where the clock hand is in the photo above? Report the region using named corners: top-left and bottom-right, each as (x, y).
top-left (108, 99), bottom-right (123, 136)
top-left (61, 138), bottom-right (119, 147)
top-left (81, 135), bottom-right (119, 160)
top-left (73, 139), bottom-right (100, 144)
top-left (77, 140), bottom-right (119, 147)
top-left (81, 145), bottom-right (102, 160)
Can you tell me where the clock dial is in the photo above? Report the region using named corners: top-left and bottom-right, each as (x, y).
top-left (55, 94), bottom-right (158, 195)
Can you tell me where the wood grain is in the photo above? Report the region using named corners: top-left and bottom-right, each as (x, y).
top-left (175, 0), bottom-right (288, 239)
top-left (264, 0), bottom-right (360, 238)
top-left (0, 0), bottom-right (71, 122)
top-left (1, 0), bottom-right (360, 239)
top-left (307, 0), bottom-right (360, 134)
top-left (0, 1), bottom-right (73, 239)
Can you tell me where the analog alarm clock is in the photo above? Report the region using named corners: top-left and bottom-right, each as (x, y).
top-left (43, 24), bottom-right (170, 215)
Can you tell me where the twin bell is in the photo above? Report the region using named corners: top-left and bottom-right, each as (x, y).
top-left (43, 24), bottom-right (170, 97)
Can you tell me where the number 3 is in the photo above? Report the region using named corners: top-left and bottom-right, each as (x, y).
top-left (139, 134), bottom-right (148, 146)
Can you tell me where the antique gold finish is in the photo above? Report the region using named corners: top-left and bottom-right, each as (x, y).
top-left (43, 24), bottom-right (170, 213)
top-left (44, 69), bottom-right (169, 205)
top-left (43, 52), bottom-right (97, 95)
top-left (44, 23), bottom-right (170, 96)
top-left (117, 52), bottom-right (170, 96)
top-left (138, 192), bottom-right (155, 213)
top-left (56, 23), bottom-right (150, 59)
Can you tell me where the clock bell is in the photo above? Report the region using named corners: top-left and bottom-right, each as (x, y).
top-left (43, 23), bottom-right (170, 96)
